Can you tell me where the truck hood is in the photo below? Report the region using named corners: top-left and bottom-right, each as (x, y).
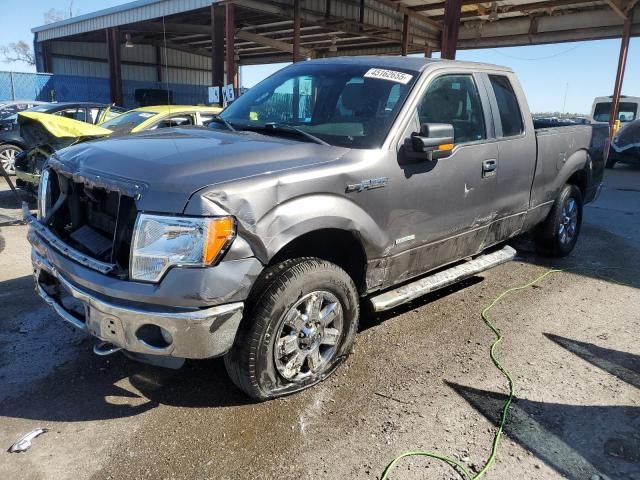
top-left (51, 127), bottom-right (349, 212)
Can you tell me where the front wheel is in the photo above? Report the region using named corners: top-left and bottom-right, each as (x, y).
top-left (0, 144), bottom-right (22, 175)
top-left (224, 258), bottom-right (360, 400)
top-left (534, 184), bottom-right (583, 257)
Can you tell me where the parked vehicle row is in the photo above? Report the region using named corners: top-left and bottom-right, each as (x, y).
top-left (27, 57), bottom-right (605, 400)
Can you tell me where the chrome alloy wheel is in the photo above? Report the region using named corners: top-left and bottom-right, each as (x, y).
top-left (274, 291), bottom-right (343, 382)
top-left (559, 197), bottom-right (578, 246)
top-left (0, 147), bottom-right (19, 174)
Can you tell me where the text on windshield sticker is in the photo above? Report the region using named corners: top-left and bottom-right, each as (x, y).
top-left (364, 68), bottom-right (413, 85)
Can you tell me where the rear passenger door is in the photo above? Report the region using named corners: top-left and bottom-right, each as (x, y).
top-left (480, 73), bottom-right (537, 246)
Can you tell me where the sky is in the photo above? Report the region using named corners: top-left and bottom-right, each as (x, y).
top-left (2, 0), bottom-right (639, 114)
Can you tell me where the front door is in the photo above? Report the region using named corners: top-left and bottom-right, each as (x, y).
top-left (384, 72), bottom-right (500, 285)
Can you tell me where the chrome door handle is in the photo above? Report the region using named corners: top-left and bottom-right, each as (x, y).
top-left (482, 159), bottom-right (497, 177)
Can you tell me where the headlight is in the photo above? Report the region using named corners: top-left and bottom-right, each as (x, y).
top-left (37, 168), bottom-right (51, 220)
top-left (130, 214), bottom-right (236, 282)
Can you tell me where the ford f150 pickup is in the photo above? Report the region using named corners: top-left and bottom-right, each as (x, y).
top-left (27, 57), bottom-right (606, 400)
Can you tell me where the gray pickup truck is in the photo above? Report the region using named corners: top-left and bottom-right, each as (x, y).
top-left (27, 57), bottom-right (605, 400)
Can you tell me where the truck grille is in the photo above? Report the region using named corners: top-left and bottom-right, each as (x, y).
top-left (44, 169), bottom-right (137, 275)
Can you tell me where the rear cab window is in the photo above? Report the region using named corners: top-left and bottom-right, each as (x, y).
top-left (488, 75), bottom-right (524, 137)
top-left (593, 102), bottom-right (637, 123)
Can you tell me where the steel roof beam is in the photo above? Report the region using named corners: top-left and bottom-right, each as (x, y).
top-left (236, 29), bottom-right (315, 57)
top-left (606, 0), bottom-right (639, 18)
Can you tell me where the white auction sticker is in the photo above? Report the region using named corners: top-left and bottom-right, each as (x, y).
top-left (364, 68), bottom-right (413, 84)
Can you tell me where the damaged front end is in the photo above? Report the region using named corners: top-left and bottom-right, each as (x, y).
top-left (26, 164), bottom-right (262, 363)
top-left (15, 112), bottom-right (112, 192)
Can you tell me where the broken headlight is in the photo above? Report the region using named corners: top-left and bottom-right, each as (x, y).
top-left (37, 168), bottom-right (51, 220)
top-left (130, 214), bottom-right (236, 282)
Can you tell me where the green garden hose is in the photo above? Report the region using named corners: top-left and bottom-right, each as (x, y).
top-left (380, 268), bottom-right (563, 480)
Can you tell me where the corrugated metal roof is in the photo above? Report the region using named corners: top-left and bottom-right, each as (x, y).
top-left (32, 0), bottom-right (218, 42)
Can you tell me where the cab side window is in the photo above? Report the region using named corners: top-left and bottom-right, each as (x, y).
top-left (489, 75), bottom-right (524, 137)
top-left (417, 74), bottom-right (486, 144)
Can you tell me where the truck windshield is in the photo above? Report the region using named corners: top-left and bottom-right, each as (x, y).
top-left (219, 63), bottom-right (418, 149)
top-left (593, 102), bottom-right (638, 123)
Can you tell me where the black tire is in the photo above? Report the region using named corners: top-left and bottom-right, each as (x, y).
top-left (605, 154), bottom-right (617, 169)
top-left (0, 144), bottom-right (23, 175)
top-left (224, 257), bottom-right (360, 400)
top-left (534, 184), bottom-right (583, 257)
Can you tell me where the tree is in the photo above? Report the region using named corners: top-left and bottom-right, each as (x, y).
top-left (1, 3), bottom-right (78, 67)
top-left (44, 1), bottom-right (75, 24)
top-left (43, 8), bottom-right (67, 24)
top-left (0, 41), bottom-right (35, 66)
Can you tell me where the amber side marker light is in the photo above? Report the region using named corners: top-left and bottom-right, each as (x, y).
top-left (203, 216), bottom-right (236, 264)
top-left (438, 143), bottom-right (454, 151)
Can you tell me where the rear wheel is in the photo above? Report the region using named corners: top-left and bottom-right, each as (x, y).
top-left (0, 144), bottom-right (22, 175)
top-left (534, 184), bottom-right (583, 257)
top-left (224, 258), bottom-right (359, 400)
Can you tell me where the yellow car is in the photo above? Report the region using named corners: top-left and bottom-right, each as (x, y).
top-left (99, 105), bottom-right (223, 134)
top-left (15, 105), bottom-right (223, 190)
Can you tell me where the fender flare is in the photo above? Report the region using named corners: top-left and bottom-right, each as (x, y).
top-left (254, 193), bottom-right (389, 263)
top-left (555, 148), bottom-right (591, 196)
top-left (0, 140), bottom-right (26, 150)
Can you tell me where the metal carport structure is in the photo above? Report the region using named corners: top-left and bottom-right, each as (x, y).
top-left (32, 0), bottom-right (639, 124)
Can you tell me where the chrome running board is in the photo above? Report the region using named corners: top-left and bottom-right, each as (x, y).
top-left (369, 245), bottom-right (517, 312)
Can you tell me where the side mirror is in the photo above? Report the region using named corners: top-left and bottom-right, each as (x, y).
top-left (403, 123), bottom-right (455, 162)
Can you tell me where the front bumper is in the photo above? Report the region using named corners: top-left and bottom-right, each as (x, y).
top-left (32, 248), bottom-right (244, 360)
top-left (15, 168), bottom-right (40, 187)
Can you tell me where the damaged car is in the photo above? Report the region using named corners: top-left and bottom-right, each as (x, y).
top-left (27, 57), bottom-right (606, 400)
top-left (608, 118), bottom-right (640, 168)
top-left (1, 102), bottom-right (124, 175)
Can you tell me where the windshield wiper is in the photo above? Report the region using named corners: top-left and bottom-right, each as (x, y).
top-left (210, 116), bottom-right (237, 132)
top-left (262, 122), bottom-right (329, 146)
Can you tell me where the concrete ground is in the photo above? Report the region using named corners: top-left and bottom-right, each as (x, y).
top-left (0, 165), bottom-right (638, 480)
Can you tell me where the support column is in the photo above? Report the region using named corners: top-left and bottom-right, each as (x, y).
top-left (401, 14), bottom-right (410, 56)
top-left (105, 27), bottom-right (123, 106)
top-left (41, 41), bottom-right (52, 73)
top-left (293, 0), bottom-right (302, 62)
top-left (424, 45), bottom-right (433, 58)
top-left (610, 13), bottom-right (633, 132)
top-left (440, 0), bottom-right (461, 60)
top-left (225, 3), bottom-right (237, 90)
top-left (211, 4), bottom-right (225, 89)
top-left (155, 45), bottom-right (162, 82)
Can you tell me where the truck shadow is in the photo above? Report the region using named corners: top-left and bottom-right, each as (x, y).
top-left (359, 276), bottom-right (484, 332)
top-left (0, 272), bottom-right (252, 422)
top-left (448, 337), bottom-right (640, 480)
top-left (0, 348), bottom-right (251, 423)
top-left (513, 224), bottom-right (640, 290)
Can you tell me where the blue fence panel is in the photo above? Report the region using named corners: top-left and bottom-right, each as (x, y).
top-left (48, 75), bottom-right (111, 104)
top-left (1, 71), bottom-right (210, 109)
